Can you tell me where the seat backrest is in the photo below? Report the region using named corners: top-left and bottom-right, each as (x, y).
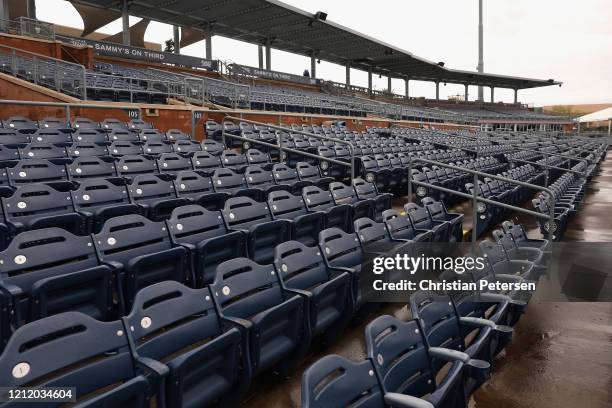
top-left (354, 217), bottom-right (390, 245)
top-left (94, 214), bottom-right (173, 265)
top-left (301, 355), bottom-right (384, 408)
top-left (191, 151), bottom-right (221, 174)
top-left (318, 227), bottom-right (362, 268)
top-left (365, 315), bottom-right (436, 397)
top-left (2, 183), bottom-right (76, 223)
top-left (329, 182), bottom-right (359, 205)
top-left (101, 118), bottom-right (128, 132)
top-left (128, 174), bottom-right (177, 206)
top-left (421, 197), bottom-right (447, 221)
top-left (0, 129), bottom-right (30, 146)
top-left (68, 156), bottom-right (117, 180)
top-left (0, 312), bottom-right (138, 397)
top-left (72, 117), bottom-right (100, 130)
top-left (211, 258), bottom-right (284, 319)
top-left (72, 128), bottom-right (107, 143)
top-left (128, 119), bottom-right (153, 131)
top-left (139, 129), bottom-right (165, 142)
top-left (30, 129), bottom-right (72, 145)
top-left (109, 141), bottom-right (144, 156)
top-left (201, 139), bottom-right (225, 155)
top-left (501, 220), bottom-right (528, 242)
top-left (410, 291), bottom-right (463, 351)
top-left (246, 149), bottom-right (271, 166)
top-left (212, 168), bottom-right (246, 193)
top-left (478, 239), bottom-right (507, 267)
top-left (165, 129), bottom-right (190, 141)
top-left (67, 142), bottom-right (109, 158)
top-left (222, 196), bottom-right (272, 230)
top-left (302, 186), bottom-right (334, 211)
top-left (272, 163), bottom-right (300, 184)
top-left (404, 203), bottom-right (432, 229)
top-left (143, 141), bottom-right (173, 156)
top-left (267, 190), bottom-right (308, 219)
top-left (18, 143), bottom-right (68, 160)
top-left (38, 117), bottom-right (70, 130)
top-left (274, 240), bottom-right (329, 291)
top-left (116, 155), bottom-right (157, 177)
top-left (353, 177), bottom-right (378, 199)
top-left (382, 209), bottom-right (416, 240)
top-left (157, 152), bottom-right (192, 174)
top-left (244, 165), bottom-right (275, 188)
top-left (220, 150), bottom-right (247, 170)
top-left (174, 140), bottom-right (202, 154)
top-left (72, 179), bottom-right (131, 211)
top-left (0, 228), bottom-right (99, 288)
top-left (3, 116), bottom-right (37, 132)
top-left (173, 170), bottom-right (215, 200)
top-left (167, 204), bottom-right (228, 245)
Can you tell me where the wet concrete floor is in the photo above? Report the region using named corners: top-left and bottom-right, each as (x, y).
top-left (244, 154), bottom-right (612, 407)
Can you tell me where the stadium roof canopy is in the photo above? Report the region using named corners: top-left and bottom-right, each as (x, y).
top-left (68, 0), bottom-right (561, 90)
top-left (578, 107), bottom-right (612, 123)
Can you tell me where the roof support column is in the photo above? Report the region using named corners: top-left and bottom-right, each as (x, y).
top-left (26, 0), bottom-right (36, 19)
top-left (345, 63), bottom-right (350, 86)
top-left (608, 119), bottom-right (611, 137)
top-left (464, 84), bottom-right (469, 101)
top-left (173, 26), bottom-right (180, 54)
top-left (367, 67), bottom-right (372, 97)
top-left (513, 88), bottom-right (518, 104)
top-left (121, 0), bottom-right (130, 46)
top-left (490, 86), bottom-right (494, 103)
top-left (258, 45), bottom-right (264, 69)
top-left (0, 0), bottom-right (8, 23)
top-left (404, 78), bottom-right (409, 99)
top-left (387, 76), bottom-right (392, 94)
top-left (435, 82), bottom-right (440, 101)
top-left (205, 24), bottom-right (212, 60)
top-left (310, 53), bottom-right (316, 79)
top-left (265, 39), bottom-right (271, 71)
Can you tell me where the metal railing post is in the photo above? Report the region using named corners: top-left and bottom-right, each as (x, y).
top-left (472, 173), bottom-right (479, 247)
top-left (407, 161), bottom-right (413, 202)
top-left (65, 104), bottom-right (71, 123)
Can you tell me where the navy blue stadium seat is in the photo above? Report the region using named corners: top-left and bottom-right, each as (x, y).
top-left (102, 118), bottom-right (129, 132)
top-left (221, 149), bottom-right (249, 173)
top-left (404, 202), bottom-right (450, 242)
top-left (272, 163), bottom-right (312, 193)
top-left (421, 197), bottom-right (464, 242)
top-left (156, 152), bottom-right (192, 175)
top-left (353, 177), bottom-right (392, 223)
top-left (143, 140), bottom-right (173, 156)
top-left (72, 179), bottom-right (140, 233)
top-left (274, 240), bottom-right (353, 339)
top-left (7, 159), bottom-right (70, 188)
top-left (94, 214), bottom-right (189, 311)
top-left (201, 139), bottom-right (225, 156)
top-left (173, 170), bottom-right (228, 210)
top-left (191, 151), bottom-right (222, 176)
top-left (67, 142), bottom-right (109, 158)
top-left (2, 116), bottom-right (37, 133)
top-left (72, 128), bottom-right (107, 143)
top-left (0, 228), bottom-right (113, 322)
top-left (246, 148), bottom-right (273, 170)
top-left (166, 129), bottom-right (191, 142)
top-left (116, 155), bottom-right (158, 180)
top-left (382, 209), bottom-right (432, 242)
top-left (222, 196), bottom-right (291, 264)
top-left (2, 183), bottom-right (86, 235)
top-left (109, 141), bottom-right (144, 156)
top-left (296, 161), bottom-right (334, 189)
top-left (68, 156), bottom-right (117, 181)
top-left (212, 168), bottom-right (261, 200)
top-left (127, 174), bottom-right (189, 221)
top-left (18, 142), bottom-right (69, 162)
top-left (244, 165), bottom-right (287, 195)
top-left (329, 181), bottom-right (375, 220)
top-left (72, 117), bottom-right (101, 130)
top-left (211, 258), bottom-right (310, 374)
top-left (267, 190), bottom-right (326, 246)
top-left (30, 129), bottom-right (72, 146)
top-left (174, 140), bottom-right (202, 155)
top-left (0, 312), bottom-right (161, 407)
top-left (167, 205), bottom-right (246, 287)
top-left (303, 186), bottom-right (352, 232)
top-left (124, 281), bottom-right (251, 407)
top-left (0, 129), bottom-right (30, 146)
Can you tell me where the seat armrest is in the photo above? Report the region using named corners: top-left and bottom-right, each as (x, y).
top-left (384, 393), bottom-right (434, 408)
top-left (428, 346), bottom-right (470, 363)
top-left (136, 356), bottom-right (169, 378)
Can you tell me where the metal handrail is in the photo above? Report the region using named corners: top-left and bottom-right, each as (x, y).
top-left (406, 157), bottom-right (557, 242)
top-left (222, 115), bottom-right (356, 180)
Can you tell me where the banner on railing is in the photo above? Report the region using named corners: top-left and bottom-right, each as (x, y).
top-left (56, 35), bottom-right (218, 71)
top-left (228, 64), bottom-right (318, 86)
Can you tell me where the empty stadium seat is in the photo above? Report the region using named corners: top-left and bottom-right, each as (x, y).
top-left (421, 197), bottom-right (464, 242)
top-left (156, 152), bottom-right (192, 175)
top-left (267, 190), bottom-right (326, 246)
top-left (303, 186), bottom-right (352, 232)
top-left (127, 174), bottom-right (189, 220)
top-left (382, 209), bottom-right (432, 242)
top-left (173, 170), bottom-right (228, 210)
top-left (353, 177), bottom-right (392, 222)
top-left (329, 181), bottom-right (375, 220)
top-left (404, 202), bottom-right (451, 242)
top-left (191, 151), bottom-right (222, 176)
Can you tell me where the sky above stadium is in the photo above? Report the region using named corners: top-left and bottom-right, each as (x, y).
top-left (36, 0), bottom-right (611, 106)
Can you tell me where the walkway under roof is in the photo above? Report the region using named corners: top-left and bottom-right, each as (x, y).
top-left (68, 0), bottom-right (561, 89)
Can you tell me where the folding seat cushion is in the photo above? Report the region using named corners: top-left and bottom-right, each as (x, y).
top-left (246, 148), bottom-right (273, 170)
top-left (409, 291), bottom-right (502, 395)
top-left (302, 354), bottom-right (441, 408)
top-left (244, 165), bottom-right (286, 195)
top-left (201, 139), bottom-right (225, 156)
top-left (72, 117), bottom-right (101, 130)
top-left (0, 129), bottom-right (30, 147)
top-left (135, 129), bottom-right (163, 144)
top-left (211, 258), bottom-right (310, 374)
top-left (274, 241), bottom-right (353, 338)
top-left (329, 181), bottom-right (375, 220)
top-left (127, 174), bottom-right (189, 221)
top-left (101, 118), bottom-right (129, 132)
top-left (166, 129), bottom-right (191, 141)
top-left (353, 217), bottom-right (413, 256)
top-left (2, 116), bottom-right (37, 133)
top-left (272, 163), bottom-right (312, 193)
top-left (167, 205), bottom-right (246, 287)
top-left (212, 168), bottom-right (261, 200)
top-left (2, 184), bottom-right (87, 235)
top-left (421, 197), bottom-right (464, 242)
top-left (318, 227), bottom-right (366, 307)
top-left (109, 141), bottom-right (144, 156)
top-left (479, 240), bottom-right (536, 281)
top-left (302, 186), bottom-right (352, 232)
top-left (37, 117), bottom-right (71, 132)
top-left (220, 149), bottom-right (249, 173)
top-left (6, 159), bottom-right (70, 190)
top-left (296, 161), bottom-right (335, 189)
top-left (222, 196), bottom-right (291, 264)
top-left (267, 190), bottom-right (325, 246)
top-left (67, 142), bottom-right (109, 158)
top-left (366, 315), bottom-right (477, 408)
top-left (0, 228), bottom-right (113, 322)
top-left (374, 154), bottom-right (400, 191)
top-left (94, 214), bottom-right (189, 310)
top-left (142, 140), bottom-right (173, 157)
top-left (18, 143), bottom-right (69, 164)
top-left (174, 140), bottom-right (202, 155)
top-left (404, 202), bottom-right (450, 242)
top-left (72, 179), bottom-right (140, 233)
top-left (0, 312), bottom-right (159, 407)
top-left (353, 177), bottom-right (392, 223)
top-left (156, 152), bottom-right (192, 175)
top-left (172, 170), bottom-right (227, 210)
top-left (501, 220), bottom-right (550, 252)
top-left (191, 151), bottom-right (222, 176)
top-left (30, 129), bottom-right (72, 146)
top-left (68, 156), bottom-right (117, 181)
top-left (116, 155), bottom-right (158, 180)
top-left (492, 228), bottom-right (545, 269)
top-left (128, 119), bottom-right (153, 131)
top-left (72, 130), bottom-right (107, 146)
top-left (124, 282), bottom-right (250, 407)
top-left (382, 209), bottom-right (432, 242)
